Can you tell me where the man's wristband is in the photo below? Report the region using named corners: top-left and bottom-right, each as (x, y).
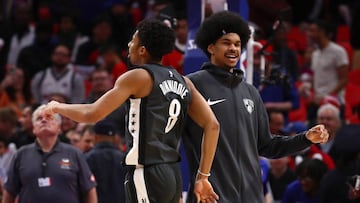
top-left (197, 170), bottom-right (211, 177)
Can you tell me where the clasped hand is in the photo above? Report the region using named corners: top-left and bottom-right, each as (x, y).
top-left (305, 124), bottom-right (329, 143)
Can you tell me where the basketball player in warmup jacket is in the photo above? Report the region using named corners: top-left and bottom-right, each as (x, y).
top-left (182, 11), bottom-right (330, 203)
top-left (44, 19), bottom-right (220, 203)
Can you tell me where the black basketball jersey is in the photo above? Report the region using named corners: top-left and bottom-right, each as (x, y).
top-left (125, 64), bottom-right (191, 166)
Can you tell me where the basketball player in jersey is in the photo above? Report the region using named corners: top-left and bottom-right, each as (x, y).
top-left (44, 19), bottom-right (220, 203)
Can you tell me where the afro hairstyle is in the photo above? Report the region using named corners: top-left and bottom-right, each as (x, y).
top-left (136, 19), bottom-right (175, 61)
top-left (195, 11), bottom-right (251, 58)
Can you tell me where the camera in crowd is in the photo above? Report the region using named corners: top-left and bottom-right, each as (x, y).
top-left (262, 65), bottom-right (292, 91)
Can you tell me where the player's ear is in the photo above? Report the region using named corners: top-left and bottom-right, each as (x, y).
top-left (139, 46), bottom-right (146, 56)
top-left (207, 44), bottom-right (214, 55)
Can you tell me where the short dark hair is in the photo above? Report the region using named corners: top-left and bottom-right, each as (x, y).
top-left (195, 11), bottom-right (251, 58)
top-left (311, 19), bottom-right (336, 39)
top-left (136, 19), bottom-right (175, 61)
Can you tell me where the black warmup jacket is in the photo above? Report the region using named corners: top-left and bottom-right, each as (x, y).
top-left (183, 63), bottom-right (312, 203)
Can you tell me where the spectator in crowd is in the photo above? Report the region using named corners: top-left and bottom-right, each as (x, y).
top-left (268, 110), bottom-right (286, 135)
top-left (58, 115), bottom-right (78, 144)
top-left (0, 107), bottom-right (17, 144)
top-left (16, 20), bottom-right (57, 86)
top-left (307, 19), bottom-right (349, 125)
top-left (74, 14), bottom-right (113, 67)
top-left (104, 0), bottom-right (135, 54)
top-left (55, 13), bottom-right (89, 62)
top-left (84, 68), bottom-right (114, 103)
top-left (6, 3), bottom-right (35, 66)
top-left (11, 104), bottom-right (39, 149)
top-left (70, 0), bottom-right (108, 36)
top-left (2, 105), bottom-right (97, 203)
top-left (99, 44), bottom-right (128, 83)
top-left (289, 69), bottom-right (314, 123)
top-left (0, 136), bottom-right (16, 191)
top-left (316, 103), bottom-right (342, 155)
top-left (282, 158), bottom-right (328, 203)
top-left (319, 122), bottom-right (360, 203)
top-left (86, 121), bottom-right (127, 203)
top-left (0, 67), bottom-right (32, 118)
top-left (268, 157), bottom-right (296, 203)
top-left (253, 39), bottom-right (300, 124)
top-left (270, 22), bottom-right (299, 81)
top-left (162, 12), bottom-right (188, 75)
top-left (31, 44), bottom-right (85, 104)
top-left (65, 129), bottom-right (81, 147)
top-left (77, 125), bottom-right (95, 153)
top-left (182, 11), bottom-right (329, 203)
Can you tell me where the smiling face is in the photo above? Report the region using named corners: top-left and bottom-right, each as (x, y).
top-left (207, 33), bottom-right (241, 71)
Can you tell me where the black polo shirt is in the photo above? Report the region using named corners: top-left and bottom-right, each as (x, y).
top-left (4, 140), bottom-right (96, 203)
top-left (86, 142), bottom-right (127, 203)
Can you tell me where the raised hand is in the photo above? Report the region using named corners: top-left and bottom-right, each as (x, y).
top-left (305, 124), bottom-right (329, 144)
top-left (44, 100), bottom-right (60, 115)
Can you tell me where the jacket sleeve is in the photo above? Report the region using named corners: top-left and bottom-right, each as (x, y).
top-left (255, 89), bottom-right (312, 159)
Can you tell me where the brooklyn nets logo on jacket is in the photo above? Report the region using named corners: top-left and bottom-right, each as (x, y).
top-left (243, 98), bottom-right (254, 114)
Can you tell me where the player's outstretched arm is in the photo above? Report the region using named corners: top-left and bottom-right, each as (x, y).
top-left (45, 69), bottom-right (153, 123)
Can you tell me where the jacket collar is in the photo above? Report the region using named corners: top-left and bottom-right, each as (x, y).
top-left (201, 62), bottom-right (244, 87)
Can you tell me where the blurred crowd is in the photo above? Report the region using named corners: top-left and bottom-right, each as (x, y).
top-left (0, 0), bottom-right (359, 202)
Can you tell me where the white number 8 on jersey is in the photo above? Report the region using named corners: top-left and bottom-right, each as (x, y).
top-left (165, 99), bottom-right (181, 133)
